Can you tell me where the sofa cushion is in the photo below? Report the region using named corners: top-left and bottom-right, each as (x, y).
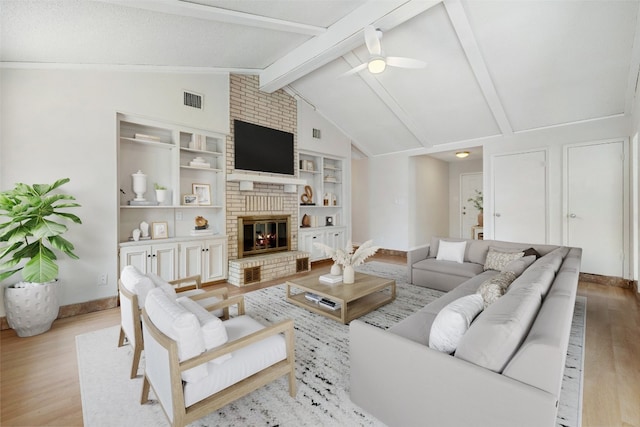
top-left (120, 265), bottom-right (156, 308)
top-left (483, 247), bottom-right (524, 271)
top-left (476, 271), bottom-right (517, 308)
top-left (412, 258), bottom-right (484, 278)
top-left (145, 288), bottom-right (208, 382)
top-left (502, 255), bottom-right (536, 277)
top-left (454, 285), bottom-right (542, 373)
top-left (429, 294), bottom-right (484, 354)
top-left (436, 240), bottom-right (466, 263)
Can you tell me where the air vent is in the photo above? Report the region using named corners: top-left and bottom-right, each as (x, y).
top-left (244, 266), bottom-right (261, 284)
top-left (296, 257), bottom-right (309, 272)
top-left (183, 91), bottom-right (203, 109)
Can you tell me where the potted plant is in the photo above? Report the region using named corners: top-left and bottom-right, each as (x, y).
top-left (0, 178), bottom-right (81, 336)
top-left (467, 189), bottom-right (483, 226)
top-left (154, 183), bottom-right (168, 205)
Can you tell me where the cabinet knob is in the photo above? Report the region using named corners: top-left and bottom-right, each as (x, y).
top-left (495, 213), bottom-right (501, 217)
top-left (147, 254), bottom-right (151, 258)
top-left (569, 213), bottom-right (577, 218)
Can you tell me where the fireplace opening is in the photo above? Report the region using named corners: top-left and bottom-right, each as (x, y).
top-left (238, 215), bottom-right (290, 258)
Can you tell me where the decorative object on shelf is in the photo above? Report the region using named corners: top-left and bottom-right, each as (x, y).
top-left (467, 189), bottom-right (483, 226)
top-left (183, 194), bottom-right (197, 205)
top-left (152, 222), bottom-right (168, 239)
top-left (132, 228), bottom-right (141, 241)
top-left (330, 262), bottom-right (342, 276)
top-left (192, 183), bottom-right (211, 205)
top-left (301, 214), bottom-right (311, 228)
top-left (300, 159), bottom-right (315, 171)
top-left (0, 178), bottom-right (82, 337)
top-left (189, 134), bottom-right (207, 151)
top-left (189, 156), bottom-right (211, 168)
top-left (313, 239), bottom-right (380, 284)
top-left (132, 170), bottom-right (147, 201)
top-left (134, 133), bottom-right (161, 142)
top-left (325, 216), bottom-right (334, 226)
top-left (140, 221), bottom-right (150, 238)
top-left (300, 185), bottom-right (314, 205)
top-left (195, 216), bottom-right (208, 229)
top-left (323, 193), bottom-right (329, 206)
top-left (154, 183), bottom-right (168, 205)
top-left (324, 175), bottom-right (337, 183)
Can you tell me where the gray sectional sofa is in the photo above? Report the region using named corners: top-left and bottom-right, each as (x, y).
top-left (350, 237), bottom-right (582, 427)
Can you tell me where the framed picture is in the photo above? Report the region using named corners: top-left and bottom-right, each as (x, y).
top-left (183, 194), bottom-right (198, 205)
top-left (192, 183), bottom-right (211, 205)
top-left (151, 222), bottom-right (168, 239)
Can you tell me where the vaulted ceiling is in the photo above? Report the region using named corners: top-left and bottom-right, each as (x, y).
top-left (2, 0), bottom-right (639, 158)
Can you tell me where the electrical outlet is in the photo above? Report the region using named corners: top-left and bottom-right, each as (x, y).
top-left (176, 211), bottom-right (183, 220)
top-left (98, 274), bottom-right (108, 286)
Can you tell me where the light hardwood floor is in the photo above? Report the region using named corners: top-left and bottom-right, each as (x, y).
top-left (1, 255), bottom-right (639, 426)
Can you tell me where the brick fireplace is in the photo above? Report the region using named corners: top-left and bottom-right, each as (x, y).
top-left (225, 75), bottom-right (310, 286)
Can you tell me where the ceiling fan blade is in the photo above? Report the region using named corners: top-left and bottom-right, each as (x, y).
top-left (339, 62), bottom-right (368, 78)
top-left (364, 25), bottom-right (381, 56)
top-left (386, 56), bottom-right (426, 69)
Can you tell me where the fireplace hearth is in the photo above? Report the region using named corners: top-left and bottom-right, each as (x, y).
top-left (238, 215), bottom-right (291, 258)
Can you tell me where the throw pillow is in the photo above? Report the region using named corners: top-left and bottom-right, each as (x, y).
top-left (436, 240), bottom-right (467, 264)
top-left (476, 271), bottom-right (517, 308)
top-left (501, 255), bottom-right (536, 277)
top-left (523, 247), bottom-right (542, 259)
top-left (429, 294), bottom-right (484, 354)
top-left (177, 297), bottom-right (231, 365)
top-left (483, 247), bottom-right (525, 271)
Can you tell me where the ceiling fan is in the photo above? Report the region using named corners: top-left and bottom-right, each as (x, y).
top-left (342, 25), bottom-right (427, 77)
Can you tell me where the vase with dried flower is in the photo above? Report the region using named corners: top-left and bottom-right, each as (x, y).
top-left (314, 240), bottom-right (380, 284)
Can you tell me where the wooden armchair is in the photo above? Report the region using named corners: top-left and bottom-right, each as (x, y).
top-left (118, 270), bottom-right (229, 379)
top-left (141, 292), bottom-right (296, 427)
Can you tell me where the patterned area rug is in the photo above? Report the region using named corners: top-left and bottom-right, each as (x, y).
top-left (76, 261), bottom-right (584, 426)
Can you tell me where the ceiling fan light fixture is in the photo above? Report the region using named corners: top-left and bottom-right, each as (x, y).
top-left (368, 57), bottom-right (386, 74)
top-left (456, 151), bottom-right (470, 158)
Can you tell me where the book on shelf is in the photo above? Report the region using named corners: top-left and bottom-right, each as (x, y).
top-left (319, 274), bottom-right (342, 284)
top-left (304, 292), bottom-right (322, 303)
top-left (134, 133), bottom-right (161, 141)
top-left (319, 298), bottom-right (340, 311)
top-left (190, 229), bottom-right (216, 236)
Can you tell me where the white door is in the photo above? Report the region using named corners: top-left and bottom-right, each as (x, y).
top-left (180, 240), bottom-right (204, 279)
top-left (119, 245), bottom-right (150, 275)
top-left (492, 150), bottom-right (547, 244)
top-left (565, 140), bottom-right (625, 277)
top-left (460, 173), bottom-right (483, 239)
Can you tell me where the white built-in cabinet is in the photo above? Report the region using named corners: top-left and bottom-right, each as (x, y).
top-left (117, 113), bottom-right (228, 282)
top-left (298, 151), bottom-right (347, 260)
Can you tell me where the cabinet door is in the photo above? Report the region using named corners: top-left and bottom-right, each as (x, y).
top-left (299, 230), bottom-right (326, 260)
top-left (119, 245), bottom-right (151, 275)
top-left (180, 240), bottom-right (204, 279)
top-left (325, 228), bottom-right (345, 250)
top-left (151, 243), bottom-right (178, 281)
top-left (203, 238), bottom-right (227, 282)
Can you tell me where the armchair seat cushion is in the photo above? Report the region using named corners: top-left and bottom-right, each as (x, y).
top-left (183, 315), bottom-right (287, 407)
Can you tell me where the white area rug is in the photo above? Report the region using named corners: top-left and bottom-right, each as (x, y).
top-left (77, 261), bottom-right (585, 426)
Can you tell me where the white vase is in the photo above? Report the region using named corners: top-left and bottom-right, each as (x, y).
top-left (140, 221), bottom-right (149, 238)
top-left (343, 265), bottom-right (355, 284)
top-left (155, 189), bottom-right (168, 205)
top-left (330, 262), bottom-right (342, 276)
top-left (132, 170), bottom-right (147, 201)
top-left (4, 280), bottom-right (60, 337)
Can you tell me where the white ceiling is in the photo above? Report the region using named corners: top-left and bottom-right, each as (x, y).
top-left (2, 0), bottom-right (639, 160)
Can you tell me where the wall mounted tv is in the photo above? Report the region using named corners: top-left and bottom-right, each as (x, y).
top-left (234, 120), bottom-right (294, 176)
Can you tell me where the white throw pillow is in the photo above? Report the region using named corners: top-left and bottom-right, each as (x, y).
top-left (436, 240), bottom-right (467, 264)
top-left (429, 294), bottom-right (484, 354)
top-left (177, 297), bottom-right (231, 365)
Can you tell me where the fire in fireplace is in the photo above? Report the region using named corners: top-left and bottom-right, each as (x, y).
top-left (238, 215), bottom-right (290, 258)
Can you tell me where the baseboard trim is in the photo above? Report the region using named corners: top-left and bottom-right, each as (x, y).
top-left (579, 272), bottom-right (634, 289)
top-left (0, 296), bottom-right (118, 331)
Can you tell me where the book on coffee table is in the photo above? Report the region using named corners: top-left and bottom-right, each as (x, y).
top-left (319, 274), bottom-right (343, 284)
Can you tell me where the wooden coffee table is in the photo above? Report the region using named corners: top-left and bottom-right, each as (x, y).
top-left (285, 271), bottom-right (396, 324)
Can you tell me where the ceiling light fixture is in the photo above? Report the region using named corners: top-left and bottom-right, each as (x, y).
top-left (368, 57), bottom-right (386, 74)
top-left (455, 151), bottom-right (470, 158)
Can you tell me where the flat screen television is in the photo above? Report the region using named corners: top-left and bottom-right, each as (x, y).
top-left (234, 120), bottom-right (294, 175)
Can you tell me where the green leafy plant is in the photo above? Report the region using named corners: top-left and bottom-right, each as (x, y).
top-left (154, 183), bottom-right (167, 190)
top-left (0, 178), bottom-right (81, 283)
top-left (467, 190), bottom-right (483, 212)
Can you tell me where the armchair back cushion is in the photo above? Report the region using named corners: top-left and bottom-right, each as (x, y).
top-left (120, 265), bottom-right (155, 308)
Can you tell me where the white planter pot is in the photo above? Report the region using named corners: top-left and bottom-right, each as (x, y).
top-left (343, 265), bottom-right (355, 284)
top-left (4, 280), bottom-right (60, 337)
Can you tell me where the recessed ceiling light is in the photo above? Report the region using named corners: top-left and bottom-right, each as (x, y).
top-left (456, 151), bottom-right (470, 158)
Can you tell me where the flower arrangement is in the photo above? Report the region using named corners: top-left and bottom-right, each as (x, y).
top-left (467, 190), bottom-right (483, 212)
top-left (314, 239), bottom-right (380, 267)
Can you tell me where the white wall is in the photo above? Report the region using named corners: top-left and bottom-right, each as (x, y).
top-left (0, 67), bottom-right (229, 316)
top-left (410, 155), bottom-right (450, 247)
top-left (351, 158), bottom-right (369, 245)
top-left (448, 159), bottom-right (483, 237)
